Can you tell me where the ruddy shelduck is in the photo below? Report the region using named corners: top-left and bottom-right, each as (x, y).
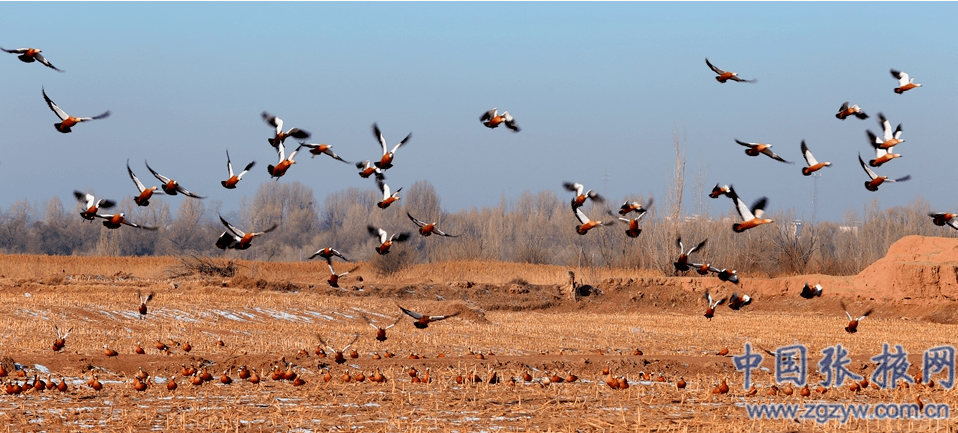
top-left (727, 293), bottom-right (752, 310)
top-left (866, 131), bottom-right (901, 167)
top-left (362, 314), bottom-right (402, 342)
top-left (367, 226), bottom-right (410, 255)
top-left (262, 111), bottom-right (310, 148)
top-left (52, 325), bottom-right (72, 352)
top-left (563, 182), bottom-right (604, 210)
top-left (372, 123), bottom-right (412, 170)
top-left (618, 197), bottom-right (653, 216)
top-left (801, 283), bottom-right (823, 299)
top-left (840, 301), bottom-right (872, 333)
top-left (73, 191), bottom-right (115, 221)
top-left (216, 215), bottom-right (277, 250)
top-left (869, 112), bottom-right (904, 149)
top-left (146, 161), bottom-right (205, 198)
top-left (835, 102), bottom-right (868, 120)
top-left (137, 290), bottom-right (155, 318)
top-left (94, 213), bottom-right (158, 230)
top-left (800, 141), bottom-right (831, 176)
top-left (398, 305), bottom-right (460, 329)
top-left (316, 334), bottom-right (359, 364)
top-left (266, 141), bottom-right (301, 180)
top-left (127, 160), bottom-right (163, 206)
top-left (610, 207), bottom-right (649, 238)
top-left (221, 150), bottom-right (255, 189)
top-left (480, 108), bottom-right (520, 132)
top-left (727, 186), bottom-right (772, 233)
top-left (298, 142), bottom-right (349, 163)
top-left (705, 58), bottom-right (756, 83)
top-left (307, 247), bottom-right (349, 263)
top-left (1, 46), bottom-right (63, 71)
top-left (929, 212), bottom-right (958, 230)
top-left (103, 345), bottom-right (118, 357)
top-left (355, 160), bottom-right (385, 180)
top-left (407, 212), bottom-right (457, 237)
top-left (891, 69), bottom-right (921, 94)
top-left (376, 177), bottom-right (402, 209)
top-left (325, 261), bottom-right (349, 288)
top-left (859, 154), bottom-right (910, 192)
top-left (573, 207), bottom-right (605, 235)
top-left (42, 87), bottom-right (109, 133)
top-left (709, 184), bottom-right (731, 199)
top-left (703, 291), bottom-right (726, 320)
top-left (673, 237), bottom-right (707, 272)
top-left (712, 267), bottom-right (740, 284)
top-left (689, 262), bottom-right (712, 276)
top-left (735, 139), bottom-right (792, 163)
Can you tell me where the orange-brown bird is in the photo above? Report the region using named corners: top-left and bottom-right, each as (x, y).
top-left (1, 46), bottom-right (64, 71)
top-left (372, 123), bottom-right (412, 171)
top-left (363, 314), bottom-right (402, 342)
top-left (262, 111), bottom-right (310, 148)
top-left (800, 141), bottom-right (831, 176)
top-left (841, 301), bottom-right (872, 333)
top-left (399, 305), bottom-right (459, 329)
top-left (127, 160), bottom-right (163, 206)
top-left (216, 215), bottom-right (277, 250)
top-left (73, 191), bottom-right (115, 222)
top-left (891, 69), bottom-right (921, 94)
top-left (42, 87), bottom-right (109, 133)
top-left (221, 150), bottom-right (255, 189)
top-left (835, 101), bottom-right (868, 120)
top-left (367, 226), bottom-right (411, 255)
top-left (703, 291), bottom-right (726, 320)
top-left (727, 186), bottom-right (772, 233)
top-left (706, 58), bottom-right (756, 83)
top-left (137, 290), bottom-right (155, 318)
top-left (146, 160), bottom-right (205, 198)
top-left (480, 108), bottom-right (520, 132)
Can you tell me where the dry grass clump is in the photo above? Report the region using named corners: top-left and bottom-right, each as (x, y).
top-left (168, 255), bottom-right (238, 278)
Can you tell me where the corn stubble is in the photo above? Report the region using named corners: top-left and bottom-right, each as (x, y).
top-left (0, 254), bottom-right (954, 432)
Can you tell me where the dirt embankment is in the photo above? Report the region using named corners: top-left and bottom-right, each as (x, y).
top-left (394, 235), bottom-right (958, 324)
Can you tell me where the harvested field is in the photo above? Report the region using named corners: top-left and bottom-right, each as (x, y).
top-left (1, 236), bottom-right (957, 432)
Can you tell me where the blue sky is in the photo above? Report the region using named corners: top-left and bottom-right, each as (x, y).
top-left (2, 2), bottom-right (956, 223)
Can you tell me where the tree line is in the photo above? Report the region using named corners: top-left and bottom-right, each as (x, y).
top-left (0, 180), bottom-right (950, 277)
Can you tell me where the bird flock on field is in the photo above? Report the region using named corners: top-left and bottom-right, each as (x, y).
top-left (1, 45), bottom-right (948, 390)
